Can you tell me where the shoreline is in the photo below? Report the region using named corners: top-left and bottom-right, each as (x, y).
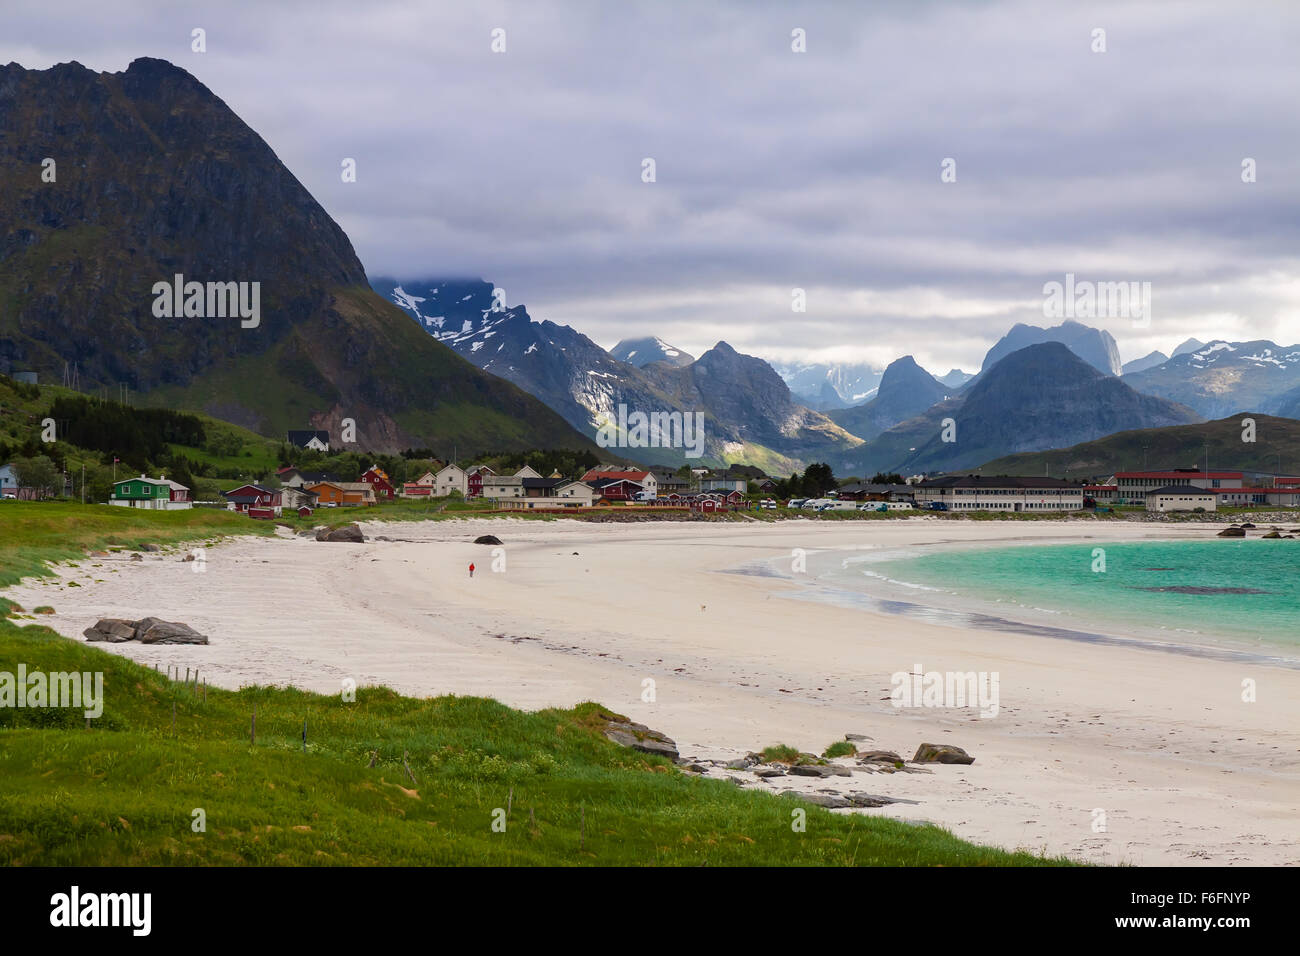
top-left (4, 517), bottom-right (1298, 866)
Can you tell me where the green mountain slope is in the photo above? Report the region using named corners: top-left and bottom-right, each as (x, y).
top-left (0, 58), bottom-right (593, 454)
top-left (973, 414), bottom-right (1300, 479)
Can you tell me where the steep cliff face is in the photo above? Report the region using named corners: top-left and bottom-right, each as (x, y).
top-left (0, 58), bottom-right (591, 453)
top-left (979, 320), bottom-right (1122, 377)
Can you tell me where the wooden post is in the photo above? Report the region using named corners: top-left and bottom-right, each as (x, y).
top-left (202, 680), bottom-right (207, 704)
top-left (302, 717), bottom-right (307, 753)
top-left (185, 666), bottom-right (191, 686)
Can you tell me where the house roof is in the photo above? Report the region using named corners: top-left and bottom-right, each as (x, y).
top-left (222, 484), bottom-right (277, 502)
top-left (294, 471), bottom-right (342, 483)
top-left (1115, 471), bottom-right (1243, 480)
top-left (582, 468), bottom-right (652, 482)
top-left (114, 475), bottom-right (188, 490)
top-left (917, 476), bottom-right (1080, 490)
top-left (1146, 485), bottom-right (1215, 495)
top-left (522, 477), bottom-right (567, 489)
top-left (588, 477), bottom-right (644, 489)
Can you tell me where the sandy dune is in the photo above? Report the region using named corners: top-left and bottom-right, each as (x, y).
top-left (6, 517), bottom-right (1298, 866)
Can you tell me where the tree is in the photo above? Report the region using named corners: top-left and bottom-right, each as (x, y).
top-left (12, 455), bottom-right (60, 497)
top-left (870, 472), bottom-right (905, 485)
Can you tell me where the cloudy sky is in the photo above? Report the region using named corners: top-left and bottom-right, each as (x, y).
top-left (6, 0), bottom-right (1300, 375)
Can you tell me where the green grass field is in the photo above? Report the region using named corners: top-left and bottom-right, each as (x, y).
top-left (0, 501), bottom-right (1076, 866)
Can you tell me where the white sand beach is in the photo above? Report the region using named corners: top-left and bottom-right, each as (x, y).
top-left (6, 517), bottom-right (1299, 866)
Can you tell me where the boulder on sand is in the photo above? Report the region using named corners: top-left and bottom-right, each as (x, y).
top-left (82, 618), bottom-right (138, 643)
top-left (1217, 526), bottom-right (1246, 537)
top-left (316, 524), bottom-right (365, 543)
top-left (474, 534), bottom-right (503, 545)
top-left (83, 617), bottom-right (209, 645)
top-left (912, 742), bottom-right (975, 765)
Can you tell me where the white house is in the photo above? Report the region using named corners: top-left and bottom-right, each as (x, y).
top-left (0, 462), bottom-right (16, 497)
top-left (434, 463), bottom-right (468, 497)
top-left (497, 479), bottom-right (596, 510)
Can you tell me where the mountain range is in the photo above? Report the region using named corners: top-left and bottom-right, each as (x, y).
top-left (833, 343), bottom-right (1202, 475)
top-left (771, 361), bottom-right (884, 410)
top-left (825, 356), bottom-right (951, 441)
top-left (0, 58), bottom-right (591, 454)
top-left (371, 277), bottom-right (862, 471)
top-left (1121, 340), bottom-right (1300, 418)
top-left (2, 56), bottom-right (1293, 477)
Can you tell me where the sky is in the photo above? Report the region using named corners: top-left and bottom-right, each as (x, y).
top-left (5, 0), bottom-right (1300, 375)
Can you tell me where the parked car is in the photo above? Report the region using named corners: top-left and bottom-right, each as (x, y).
top-left (926, 501), bottom-right (948, 511)
top-left (786, 498), bottom-right (806, 509)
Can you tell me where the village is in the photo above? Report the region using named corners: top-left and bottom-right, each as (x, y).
top-left (48, 426), bottom-right (1300, 519)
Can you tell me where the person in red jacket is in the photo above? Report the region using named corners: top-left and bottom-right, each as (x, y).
top-left (468, 562), bottom-right (475, 578)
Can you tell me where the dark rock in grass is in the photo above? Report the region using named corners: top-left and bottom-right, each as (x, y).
top-left (912, 742), bottom-right (975, 765)
top-left (129, 553), bottom-right (143, 561)
top-left (474, 534), bottom-right (503, 545)
top-left (1217, 527), bottom-right (1246, 537)
top-left (598, 713), bottom-right (679, 761)
top-left (83, 618), bottom-right (138, 643)
top-left (316, 524), bottom-right (365, 543)
top-left (141, 543), bottom-right (160, 552)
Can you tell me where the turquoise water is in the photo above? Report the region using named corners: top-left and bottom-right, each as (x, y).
top-left (857, 540), bottom-right (1300, 648)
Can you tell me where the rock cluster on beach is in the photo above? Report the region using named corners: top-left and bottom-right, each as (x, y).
top-left (597, 720), bottom-right (974, 811)
top-left (83, 617), bottom-right (209, 645)
top-left (1218, 524), bottom-right (1298, 538)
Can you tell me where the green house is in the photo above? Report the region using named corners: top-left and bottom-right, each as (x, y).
top-left (110, 475), bottom-right (189, 509)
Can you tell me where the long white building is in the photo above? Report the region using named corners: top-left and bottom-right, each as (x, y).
top-left (913, 476), bottom-right (1084, 512)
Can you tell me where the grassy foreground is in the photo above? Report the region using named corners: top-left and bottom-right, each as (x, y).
top-left (0, 501), bottom-right (1073, 866)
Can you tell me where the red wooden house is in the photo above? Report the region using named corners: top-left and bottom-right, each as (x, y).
top-left (466, 465), bottom-right (494, 499)
top-left (222, 484), bottom-right (282, 516)
top-left (361, 465), bottom-right (396, 501)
